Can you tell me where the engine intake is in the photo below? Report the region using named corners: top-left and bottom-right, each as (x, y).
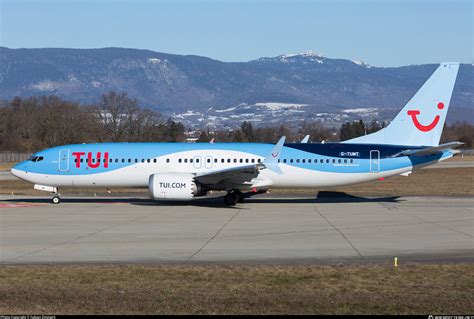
top-left (149, 173), bottom-right (204, 200)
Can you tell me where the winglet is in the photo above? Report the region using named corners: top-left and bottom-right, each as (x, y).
top-left (262, 136), bottom-right (285, 173)
top-left (301, 135), bottom-right (310, 143)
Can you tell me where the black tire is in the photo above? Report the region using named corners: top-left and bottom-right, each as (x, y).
top-left (51, 196), bottom-right (60, 204)
top-left (224, 193), bottom-right (237, 206)
top-left (234, 191), bottom-right (244, 203)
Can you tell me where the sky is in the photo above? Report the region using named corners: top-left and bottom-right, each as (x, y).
top-left (0, 0), bottom-right (472, 67)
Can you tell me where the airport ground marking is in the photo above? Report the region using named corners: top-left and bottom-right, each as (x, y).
top-left (185, 207), bottom-right (242, 264)
top-left (0, 204), bottom-right (173, 264)
top-left (312, 204), bottom-right (368, 263)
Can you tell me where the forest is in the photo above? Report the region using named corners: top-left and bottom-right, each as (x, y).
top-left (0, 92), bottom-right (472, 153)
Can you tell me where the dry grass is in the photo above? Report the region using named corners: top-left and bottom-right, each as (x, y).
top-left (0, 264), bottom-right (472, 315)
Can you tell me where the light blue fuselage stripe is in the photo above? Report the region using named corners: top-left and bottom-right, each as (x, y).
top-left (15, 142), bottom-right (451, 175)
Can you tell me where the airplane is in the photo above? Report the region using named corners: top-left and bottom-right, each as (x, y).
top-left (11, 62), bottom-right (462, 206)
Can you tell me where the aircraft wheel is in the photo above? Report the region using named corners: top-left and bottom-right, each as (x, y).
top-left (51, 196), bottom-right (61, 204)
top-left (234, 190), bottom-right (244, 203)
top-left (224, 192), bottom-right (237, 206)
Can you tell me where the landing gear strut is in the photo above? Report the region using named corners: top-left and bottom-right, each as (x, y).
top-left (224, 190), bottom-right (244, 206)
top-left (51, 189), bottom-right (61, 204)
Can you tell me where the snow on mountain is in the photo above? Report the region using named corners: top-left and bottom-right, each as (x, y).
top-left (253, 50), bottom-right (326, 64)
top-left (343, 108), bottom-right (378, 113)
top-left (351, 59), bottom-right (371, 68)
top-left (0, 47), bottom-right (472, 125)
top-left (253, 102), bottom-right (308, 111)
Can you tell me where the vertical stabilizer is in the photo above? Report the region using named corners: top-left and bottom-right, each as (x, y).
top-left (345, 63), bottom-right (460, 146)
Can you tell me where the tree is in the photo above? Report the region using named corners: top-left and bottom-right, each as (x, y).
top-left (196, 131), bottom-right (210, 142)
top-left (241, 121), bottom-right (256, 142)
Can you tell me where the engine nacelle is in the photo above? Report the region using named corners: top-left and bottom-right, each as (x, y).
top-left (149, 173), bottom-right (202, 201)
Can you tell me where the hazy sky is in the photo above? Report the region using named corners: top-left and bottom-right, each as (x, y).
top-left (1, 0), bottom-right (472, 66)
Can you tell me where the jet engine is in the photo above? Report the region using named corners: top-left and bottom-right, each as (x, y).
top-left (149, 173), bottom-right (205, 200)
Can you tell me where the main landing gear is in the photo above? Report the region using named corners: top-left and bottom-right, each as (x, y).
top-left (224, 190), bottom-right (244, 206)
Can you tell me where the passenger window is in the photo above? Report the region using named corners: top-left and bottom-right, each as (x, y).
top-left (135, 159), bottom-right (138, 163)
top-left (257, 159), bottom-right (261, 163)
top-left (326, 159), bottom-right (329, 163)
top-left (128, 159), bottom-right (131, 163)
top-left (320, 159), bottom-right (323, 163)
top-left (184, 159), bottom-right (188, 163)
top-left (344, 159), bottom-right (347, 163)
top-left (227, 159), bottom-right (231, 163)
top-left (338, 159), bottom-right (341, 163)
top-left (332, 159), bottom-right (335, 163)
top-left (74, 159), bottom-right (77, 163)
top-left (109, 159), bottom-right (112, 163)
top-left (290, 159), bottom-right (294, 163)
top-left (239, 159), bottom-right (243, 163)
top-left (308, 159), bottom-right (311, 163)
top-left (221, 159), bottom-right (225, 163)
top-left (245, 159), bottom-right (249, 163)
top-left (251, 159), bottom-right (255, 163)
top-left (207, 158), bottom-right (211, 163)
top-left (196, 158), bottom-right (199, 163)
top-left (350, 159), bottom-right (354, 163)
top-left (141, 159), bottom-right (145, 163)
top-left (122, 159), bottom-right (125, 163)
top-left (296, 159), bottom-right (300, 163)
top-left (214, 158), bottom-right (218, 163)
top-left (80, 159), bottom-right (84, 163)
top-left (190, 158), bottom-right (193, 163)
top-left (115, 159), bottom-right (119, 163)
top-left (283, 159), bottom-right (287, 163)
top-left (154, 159), bottom-right (157, 163)
top-left (302, 159), bottom-right (306, 163)
top-left (166, 159), bottom-right (170, 163)
top-left (233, 159), bottom-right (237, 163)
top-left (179, 159), bottom-right (182, 163)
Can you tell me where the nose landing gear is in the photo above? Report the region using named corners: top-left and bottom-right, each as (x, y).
top-left (51, 195), bottom-right (61, 204)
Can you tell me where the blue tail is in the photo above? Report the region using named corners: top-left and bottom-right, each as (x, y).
top-left (346, 62), bottom-right (460, 146)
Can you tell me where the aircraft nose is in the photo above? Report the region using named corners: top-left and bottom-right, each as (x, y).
top-left (11, 162), bottom-right (27, 179)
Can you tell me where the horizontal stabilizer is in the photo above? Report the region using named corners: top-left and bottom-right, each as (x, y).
top-left (394, 142), bottom-right (464, 157)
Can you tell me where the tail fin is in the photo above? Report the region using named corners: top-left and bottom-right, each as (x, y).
top-left (345, 62), bottom-right (460, 146)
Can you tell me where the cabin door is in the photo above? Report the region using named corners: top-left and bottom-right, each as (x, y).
top-left (370, 150), bottom-right (380, 173)
top-left (58, 149), bottom-right (70, 172)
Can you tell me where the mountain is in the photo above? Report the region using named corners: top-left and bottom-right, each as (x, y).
top-left (0, 47), bottom-right (472, 127)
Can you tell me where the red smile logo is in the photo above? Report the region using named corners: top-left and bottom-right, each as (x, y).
top-left (407, 102), bottom-right (444, 132)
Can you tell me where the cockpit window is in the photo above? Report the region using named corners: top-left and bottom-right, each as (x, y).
top-left (28, 156), bottom-right (44, 162)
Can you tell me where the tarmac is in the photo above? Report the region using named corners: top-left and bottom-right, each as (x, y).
top-left (0, 193), bottom-right (472, 265)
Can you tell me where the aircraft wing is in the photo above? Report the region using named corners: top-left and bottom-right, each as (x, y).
top-left (194, 163), bottom-right (262, 186)
top-left (193, 136), bottom-right (286, 188)
top-left (394, 142), bottom-right (464, 157)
